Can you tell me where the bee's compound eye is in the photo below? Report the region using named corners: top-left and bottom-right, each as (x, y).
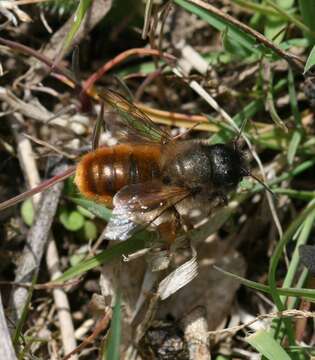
top-left (210, 144), bottom-right (243, 188)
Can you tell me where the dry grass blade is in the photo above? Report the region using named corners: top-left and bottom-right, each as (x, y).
top-left (10, 180), bottom-right (64, 308)
top-left (142, 0), bottom-right (154, 39)
top-left (0, 294), bottom-right (17, 360)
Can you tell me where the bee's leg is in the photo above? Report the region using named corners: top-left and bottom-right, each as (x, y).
top-left (209, 191), bottom-right (228, 206)
top-left (179, 216), bottom-right (194, 232)
top-left (157, 209), bottom-right (181, 246)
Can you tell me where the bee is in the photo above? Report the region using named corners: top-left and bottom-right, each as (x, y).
top-left (74, 90), bottom-right (249, 243)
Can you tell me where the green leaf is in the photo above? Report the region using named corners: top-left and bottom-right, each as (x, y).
top-left (103, 292), bottom-right (121, 360)
top-left (263, 0), bottom-right (294, 44)
top-left (304, 45), bottom-right (315, 74)
top-left (264, 0), bottom-right (315, 43)
top-left (82, 220), bottom-right (98, 241)
top-left (264, 15), bottom-right (287, 45)
top-left (246, 330), bottom-right (291, 360)
top-left (70, 252), bottom-right (86, 267)
top-left (21, 199), bottom-right (34, 226)
top-left (59, 209), bottom-right (85, 231)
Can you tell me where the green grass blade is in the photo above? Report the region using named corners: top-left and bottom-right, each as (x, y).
top-left (174, 0), bottom-right (262, 56)
top-left (304, 45), bottom-right (315, 73)
top-left (273, 188), bottom-right (315, 201)
top-left (266, 86), bottom-right (287, 131)
top-left (252, 158), bottom-right (315, 194)
top-left (287, 131), bottom-right (302, 165)
top-left (288, 67), bottom-right (302, 127)
top-left (298, 0), bottom-right (315, 44)
top-left (271, 206), bottom-right (315, 345)
top-left (287, 67), bottom-right (302, 164)
top-left (13, 275), bottom-right (37, 346)
top-left (55, 0), bottom-right (93, 64)
top-left (64, 0), bottom-right (92, 50)
top-left (214, 265), bottom-right (315, 300)
top-left (69, 197), bottom-right (112, 221)
top-left (246, 330), bottom-right (291, 360)
top-left (210, 78), bottom-right (287, 143)
top-left (103, 291), bottom-right (121, 360)
top-left (268, 201), bottom-right (315, 343)
top-left (55, 235), bottom-right (148, 283)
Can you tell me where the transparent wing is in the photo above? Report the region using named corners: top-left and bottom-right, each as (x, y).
top-left (98, 89), bottom-right (172, 144)
top-left (104, 181), bottom-right (190, 241)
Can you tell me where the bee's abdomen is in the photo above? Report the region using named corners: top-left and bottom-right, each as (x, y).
top-left (75, 144), bottom-right (161, 206)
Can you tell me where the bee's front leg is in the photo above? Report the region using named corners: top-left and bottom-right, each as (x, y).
top-left (209, 191), bottom-right (228, 207)
top-left (157, 208), bottom-right (181, 246)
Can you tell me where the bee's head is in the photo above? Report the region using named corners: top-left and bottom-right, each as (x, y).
top-left (209, 144), bottom-right (247, 189)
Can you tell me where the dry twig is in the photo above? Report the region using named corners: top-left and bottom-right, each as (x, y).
top-left (208, 309), bottom-right (315, 336)
top-left (182, 307), bottom-right (211, 360)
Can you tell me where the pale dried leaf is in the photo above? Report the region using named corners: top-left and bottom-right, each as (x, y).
top-left (158, 243), bottom-right (246, 330)
top-left (158, 247), bottom-right (198, 300)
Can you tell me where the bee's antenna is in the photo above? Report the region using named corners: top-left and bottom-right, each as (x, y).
top-left (247, 171), bottom-right (275, 197)
top-left (172, 122), bottom-right (203, 141)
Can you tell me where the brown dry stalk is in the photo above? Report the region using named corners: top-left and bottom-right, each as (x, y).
top-left (62, 309), bottom-right (112, 360)
top-left (0, 278), bottom-right (82, 290)
top-left (83, 48), bottom-right (176, 92)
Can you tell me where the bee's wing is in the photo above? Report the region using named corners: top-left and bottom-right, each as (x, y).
top-left (104, 181), bottom-right (190, 241)
top-left (98, 89), bottom-right (173, 144)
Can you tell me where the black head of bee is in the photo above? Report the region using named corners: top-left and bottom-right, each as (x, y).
top-left (209, 143), bottom-right (247, 189)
